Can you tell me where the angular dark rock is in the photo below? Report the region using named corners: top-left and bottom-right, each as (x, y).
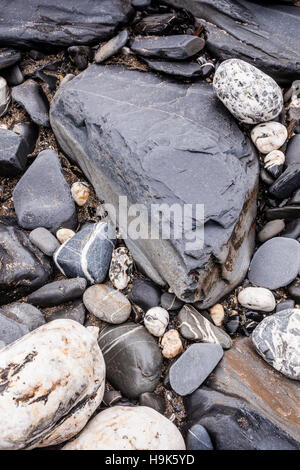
top-left (185, 338), bottom-right (300, 449)
top-left (1, 64), bottom-right (24, 86)
top-left (160, 292), bottom-right (183, 311)
top-left (139, 392), bottom-right (165, 414)
top-left (0, 48), bottom-right (21, 70)
top-left (0, 0), bottom-right (134, 48)
top-left (50, 65), bottom-right (258, 306)
top-left (134, 13), bottom-right (179, 35)
top-left (129, 278), bottom-right (161, 312)
top-left (12, 79), bottom-right (50, 127)
top-left (44, 299), bottom-right (86, 324)
top-left (0, 224), bottom-right (52, 304)
top-left (168, 0), bottom-right (300, 84)
top-left (13, 149), bottom-right (77, 233)
top-left (28, 278), bottom-right (87, 307)
top-left (266, 205), bottom-right (300, 220)
top-left (144, 58), bottom-right (203, 78)
top-left (269, 163), bottom-right (300, 199)
top-left (131, 35), bottom-right (205, 60)
top-left (281, 218), bottom-right (300, 239)
top-left (288, 279), bottom-right (300, 303)
top-left (68, 46), bottom-right (92, 70)
top-left (98, 323), bottom-right (162, 398)
top-left (0, 123), bottom-right (37, 177)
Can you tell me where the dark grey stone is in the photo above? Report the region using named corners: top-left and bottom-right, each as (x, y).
top-left (129, 278), bottom-right (161, 312)
top-left (266, 205), bottom-right (300, 220)
top-left (12, 122), bottom-right (39, 156)
top-left (286, 134), bottom-right (300, 166)
top-left (0, 223), bottom-right (52, 305)
top-left (1, 64), bottom-right (24, 86)
top-left (0, 48), bottom-right (21, 70)
top-left (169, 343), bottom-right (223, 396)
top-left (186, 424), bottom-right (213, 450)
top-left (276, 299), bottom-right (295, 313)
top-left (290, 188), bottom-right (300, 204)
top-left (168, 0), bottom-right (300, 84)
top-left (160, 292), bottom-right (183, 311)
top-left (281, 219), bottom-right (300, 239)
top-left (95, 30), bottom-right (129, 63)
top-left (0, 0), bottom-right (134, 48)
top-left (68, 46), bottom-right (92, 70)
top-left (178, 305), bottom-right (232, 349)
top-left (270, 163), bottom-right (300, 199)
top-left (28, 278), bottom-right (87, 307)
top-left (102, 390), bottom-right (122, 407)
top-left (45, 299), bottom-right (86, 324)
top-left (12, 79), bottom-right (50, 127)
top-left (1, 302), bottom-right (45, 331)
top-left (13, 149), bottom-right (77, 233)
top-left (248, 237), bottom-right (300, 289)
top-left (54, 222), bottom-right (115, 284)
top-left (132, 0), bottom-right (151, 8)
top-left (144, 58), bottom-right (203, 78)
top-left (134, 13), bottom-right (179, 35)
top-left (245, 310), bottom-right (264, 321)
top-left (288, 279), bottom-right (300, 303)
top-left (50, 64), bottom-right (258, 307)
top-left (139, 392), bottom-right (165, 414)
top-left (0, 122), bottom-right (37, 177)
top-left (98, 323), bottom-right (162, 398)
top-left (225, 316), bottom-right (239, 334)
top-left (29, 227), bottom-right (60, 256)
top-left (131, 35), bottom-right (205, 60)
top-left (0, 311), bottom-right (29, 345)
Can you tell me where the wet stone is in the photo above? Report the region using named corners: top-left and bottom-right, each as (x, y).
top-left (83, 284), bottom-right (131, 324)
top-left (28, 278), bottom-right (87, 307)
top-left (131, 35), bottom-right (205, 60)
top-left (29, 227), bottom-right (60, 256)
top-left (12, 79), bottom-right (50, 127)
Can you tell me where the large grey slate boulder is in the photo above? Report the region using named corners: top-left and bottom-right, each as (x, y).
top-left (0, 0), bottom-right (133, 49)
top-left (50, 65), bottom-right (258, 307)
top-left (168, 0), bottom-right (300, 84)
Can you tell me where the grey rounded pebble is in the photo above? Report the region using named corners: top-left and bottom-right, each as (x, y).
top-left (257, 220), bottom-right (285, 243)
top-left (95, 30), bottom-right (129, 63)
top-left (29, 227), bottom-right (60, 256)
top-left (0, 311), bottom-right (29, 345)
top-left (186, 424), bottom-right (213, 450)
top-left (276, 299), bottom-right (295, 313)
top-left (28, 278), bottom-right (87, 307)
top-left (160, 292), bottom-right (183, 311)
top-left (83, 284), bottom-right (131, 324)
top-left (248, 237), bottom-right (300, 289)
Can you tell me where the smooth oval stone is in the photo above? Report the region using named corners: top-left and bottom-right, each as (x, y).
top-left (288, 279), bottom-right (300, 303)
top-left (186, 424), bottom-right (213, 450)
top-left (28, 278), bottom-right (87, 307)
top-left (252, 309), bottom-right (300, 380)
top-left (160, 292), bottom-right (183, 311)
top-left (161, 329), bottom-right (183, 359)
top-left (0, 320), bottom-right (105, 449)
top-left (131, 35), bottom-right (205, 60)
top-left (83, 284), bottom-right (131, 324)
top-left (56, 228), bottom-right (75, 244)
top-left (251, 122), bottom-right (287, 154)
top-left (238, 287), bottom-right (275, 312)
top-left (269, 163), bottom-right (300, 199)
top-left (95, 30), bottom-right (129, 63)
top-left (276, 299), bottom-right (295, 313)
top-left (45, 299), bottom-right (86, 324)
top-left (1, 302), bottom-right (45, 331)
top-left (0, 76), bottom-right (10, 117)
top-left (139, 392), bottom-right (165, 414)
top-left (29, 227), bottom-right (60, 256)
top-left (213, 59), bottom-right (283, 124)
top-left (144, 307), bottom-right (169, 337)
top-left (129, 278), bottom-right (161, 312)
top-left (258, 219), bottom-right (285, 243)
top-left (209, 303), bottom-right (224, 326)
top-left (98, 323), bottom-right (162, 398)
top-left (286, 134), bottom-right (300, 166)
top-left (62, 406), bottom-right (186, 450)
top-left (169, 343), bottom-right (223, 396)
top-left (248, 237), bottom-right (300, 289)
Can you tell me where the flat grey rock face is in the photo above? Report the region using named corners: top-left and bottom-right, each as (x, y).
top-left (13, 149), bottom-right (77, 233)
top-left (252, 309), bottom-right (300, 380)
top-left (50, 65), bottom-right (258, 306)
top-left (131, 35), bottom-right (205, 60)
top-left (169, 343), bottom-right (223, 396)
top-left (248, 237), bottom-right (300, 289)
top-left (0, 0), bottom-right (133, 48)
top-left (168, 0), bottom-right (300, 84)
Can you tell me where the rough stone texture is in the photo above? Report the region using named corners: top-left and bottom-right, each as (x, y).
top-left (168, 0), bottom-right (300, 84)
top-left (50, 64), bottom-right (258, 306)
top-left (0, 320), bottom-right (106, 450)
top-left (98, 323), bottom-right (162, 398)
top-left (0, 0), bottom-right (134, 48)
top-left (12, 79), bottom-right (50, 127)
top-left (1, 303), bottom-right (45, 331)
top-left (0, 223), bottom-right (52, 305)
top-left (13, 149), bottom-right (77, 233)
top-left (185, 337), bottom-right (300, 449)
top-left (248, 237), bottom-right (300, 289)
top-left (131, 35), bottom-right (205, 60)
top-left (28, 278), bottom-right (87, 307)
top-left (83, 284), bottom-right (131, 324)
top-left (62, 406), bottom-right (185, 450)
top-left (252, 309), bottom-right (300, 380)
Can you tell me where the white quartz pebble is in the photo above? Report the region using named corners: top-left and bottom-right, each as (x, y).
top-left (251, 122), bottom-right (287, 154)
top-left (238, 287), bottom-right (275, 312)
top-left (144, 307), bottom-right (169, 337)
top-left (56, 228), bottom-right (76, 244)
top-left (71, 181), bottom-right (89, 206)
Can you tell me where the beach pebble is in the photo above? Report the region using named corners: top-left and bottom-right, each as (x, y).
top-left (83, 284), bottom-right (131, 324)
top-left (186, 424), bottom-right (213, 451)
top-left (209, 303), bottom-right (224, 326)
top-left (291, 80), bottom-right (300, 107)
top-left (45, 299), bottom-right (86, 325)
top-left (269, 163), bottom-right (300, 199)
top-left (109, 247), bottom-right (133, 290)
top-left (71, 181), bottom-right (90, 206)
top-left (161, 329), bottom-right (183, 359)
top-left (144, 307), bottom-right (169, 337)
top-left (238, 287), bottom-right (275, 312)
top-left (95, 30), bottom-right (129, 63)
top-left (286, 134), bottom-right (300, 166)
top-left (213, 59), bottom-right (283, 124)
top-left (276, 299), bottom-right (295, 313)
top-left (288, 279), bottom-right (300, 303)
top-left (60, 74), bottom-right (75, 87)
top-left (129, 278), bottom-right (161, 312)
top-left (0, 76), bottom-right (10, 117)
top-left (160, 292), bottom-right (183, 311)
top-left (0, 311), bottom-right (29, 345)
top-left (29, 227), bottom-right (60, 256)
top-left (62, 406), bottom-right (185, 450)
top-left (252, 309), bottom-right (300, 380)
top-left (251, 122), bottom-right (287, 154)
top-left (28, 278), bottom-right (87, 307)
top-left (11, 79), bottom-right (50, 127)
top-left (1, 302), bottom-right (45, 331)
top-left (56, 228), bottom-right (75, 244)
top-left (264, 150), bottom-right (285, 179)
top-left (258, 219), bottom-right (285, 243)
top-left (139, 392), bottom-right (165, 414)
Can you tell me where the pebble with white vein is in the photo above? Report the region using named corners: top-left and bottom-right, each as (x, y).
top-left (251, 122), bottom-right (287, 154)
top-left (144, 307), bottom-right (169, 337)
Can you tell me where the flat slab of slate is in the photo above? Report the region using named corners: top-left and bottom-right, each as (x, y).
top-left (50, 64), bottom-right (258, 306)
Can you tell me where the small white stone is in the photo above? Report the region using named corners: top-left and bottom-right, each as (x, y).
top-left (62, 406), bottom-right (186, 450)
top-left (144, 307), bottom-right (169, 337)
top-left (251, 122), bottom-right (287, 154)
top-left (209, 303), bottom-right (225, 326)
top-left (71, 181), bottom-right (90, 206)
top-left (109, 247), bottom-right (133, 290)
top-left (264, 150), bottom-right (285, 170)
top-left (0, 77), bottom-right (10, 117)
top-left (238, 287), bottom-right (275, 312)
top-left (258, 219), bottom-right (285, 243)
top-left (161, 329), bottom-right (183, 359)
top-left (56, 228), bottom-right (76, 244)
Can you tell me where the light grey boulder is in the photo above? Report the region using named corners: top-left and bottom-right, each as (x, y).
top-left (50, 65), bottom-right (259, 307)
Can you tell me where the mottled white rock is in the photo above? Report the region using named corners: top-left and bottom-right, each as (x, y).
top-left (0, 320), bottom-right (105, 450)
top-left (62, 406), bottom-right (186, 450)
top-left (83, 284), bottom-right (131, 324)
top-left (56, 228), bottom-right (75, 244)
top-left (264, 150), bottom-right (285, 170)
top-left (213, 59), bottom-right (283, 124)
top-left (209, 303), bottom-right (224, 326)
top-left (251, 122), bottom-right (287, 154)
top-left (71, 181), bottom-right (89, 206)
top-left (161, 329), bottom-right (183, 359)
top-left (109, 246), bottom-right (133, 290)
top-left (144, 307), bottom-right (169, 337)
top-left (0, 76), bottom-right (10, 117)
top-left (252, 309), bottom-right (300, 380)
top-left (238, 287), bottom-right (275, 312)
top-left (258, 219), bottom-right (285, 243)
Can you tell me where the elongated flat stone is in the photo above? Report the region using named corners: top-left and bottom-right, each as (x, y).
top-left (131, 35), bottom-right (205, 60)
top-left (28, 278), bottom-right (87, 307)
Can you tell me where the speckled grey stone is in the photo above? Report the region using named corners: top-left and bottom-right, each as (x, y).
top-left (252, 309), bottom-right (300, 380)
top-left (213, 59), bottom-right (283, 124)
